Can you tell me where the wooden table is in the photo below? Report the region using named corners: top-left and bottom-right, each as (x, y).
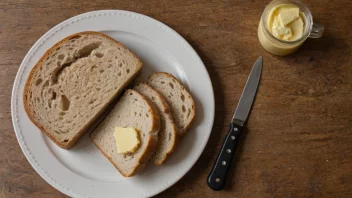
top-left (1, 0), bottom-right (351, 197)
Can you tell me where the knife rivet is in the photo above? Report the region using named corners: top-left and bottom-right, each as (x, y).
top-left (226, 149), bottom-right (231, 153)
top-left (231, 136), bottom-right (236, 140)
top-left (222, 161), bottom-right (227, 165)
top-left (216, 178), bottom-right (220, 182)
top-left (234, 127), bottom-right (238, 132)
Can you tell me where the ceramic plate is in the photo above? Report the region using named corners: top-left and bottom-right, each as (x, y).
top-left (11, 10), bottom-right (214, 198)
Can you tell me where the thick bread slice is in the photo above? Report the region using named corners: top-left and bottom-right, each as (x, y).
top-left (147, 73), bottom-right (195, 136)
top-left (90, 89), bottom-right (160, 177)
top-left (134, 83), bottom-right (178, 165)
top-left (23, 31), bottom-right (142, 149)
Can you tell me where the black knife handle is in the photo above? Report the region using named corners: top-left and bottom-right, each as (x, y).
top-left (207, 122), bottom-right (243, 191)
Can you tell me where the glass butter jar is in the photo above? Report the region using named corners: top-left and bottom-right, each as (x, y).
top-left (258, 0), bottom-right (324, 56)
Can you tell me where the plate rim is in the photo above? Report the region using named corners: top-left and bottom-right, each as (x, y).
top-left (11, 10), bottom-right (215, 197)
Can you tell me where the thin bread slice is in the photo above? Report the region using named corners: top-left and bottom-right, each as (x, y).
top-left (134, 83), bottom-right (178, 165)
top-left (23, 31), bottom-right (142, 149)
top-left (147, 72), bottom-right (195, 136)
top-left (90, 89), bottom-right (160, 177)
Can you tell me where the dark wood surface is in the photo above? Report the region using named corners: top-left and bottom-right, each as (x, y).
top-left (1, 0), bottom-right (351, 197)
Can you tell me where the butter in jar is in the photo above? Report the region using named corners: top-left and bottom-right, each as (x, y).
top-left (258, 0), bottom-right (324, 56)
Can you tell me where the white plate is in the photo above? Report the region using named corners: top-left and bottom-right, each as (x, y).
top-left (11, 10), bottom-right (214, 198)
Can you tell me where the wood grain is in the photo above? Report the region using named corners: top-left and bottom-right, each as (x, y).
top-left (0, 0), bottom-right (351, 197)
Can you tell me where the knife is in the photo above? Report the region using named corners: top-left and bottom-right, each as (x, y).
top-left (207, 56), bottom-right (263, 191)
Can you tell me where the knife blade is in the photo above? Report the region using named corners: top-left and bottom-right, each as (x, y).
top-left (207, 56), bottom-right (262, 191)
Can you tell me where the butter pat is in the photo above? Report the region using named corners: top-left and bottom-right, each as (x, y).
top-left (272, 16), bottom-right (292, 40)
top-left (288, 17), bottom-right (304, 41)
top-left (113, 127), bottom-right (140, 154)
top-left (278, 8), bottom-right (300, 25)
top-left (267, 4), bottom-right (305, 41)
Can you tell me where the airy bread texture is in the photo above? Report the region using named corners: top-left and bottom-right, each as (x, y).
top-left (147, 73), bottom-right (195, 136)
top-left (90, 90), bottom-right (160, 177)
top-left (23, 31), bottom-right (142, 149)
top-left (134, 83), bottom-right (178, 165)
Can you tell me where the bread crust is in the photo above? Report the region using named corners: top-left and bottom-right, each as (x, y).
top-left (147, 72), bottom-right (196, 136)
top-left (23, 31), bottom-right (142, 149)
top-left (134, 83), bottom-right (179, 165)
top-left (90, 90), bottom-right (160, 177)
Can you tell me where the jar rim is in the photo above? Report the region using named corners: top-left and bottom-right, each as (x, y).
top-left (262, 0), bottom-right (313, 44)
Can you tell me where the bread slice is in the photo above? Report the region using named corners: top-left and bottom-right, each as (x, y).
top-left (90, 89), bottom-right (160, 177)
top-left (147, 73), bottom-right (195, 136)
top-left (23, 31), bottom-right (142, 149)
top-left (133, 83), bottom-right (178, 165)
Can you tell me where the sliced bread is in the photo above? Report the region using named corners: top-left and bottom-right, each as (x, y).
top-left (134, 83), bottom-right (178, 165)
top-left (90, 89), bottom-right (160, 177)
top-left (23, 31), bottom-right (142, 149)
top-left (147, 72), bottom-right (195, 136)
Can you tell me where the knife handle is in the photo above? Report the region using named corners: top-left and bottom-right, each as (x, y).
top-left (207, 122), bottom-right (243, 191)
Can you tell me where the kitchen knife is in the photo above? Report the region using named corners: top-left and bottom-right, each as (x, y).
top-left (207, 56), bottom-right (262, 191)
